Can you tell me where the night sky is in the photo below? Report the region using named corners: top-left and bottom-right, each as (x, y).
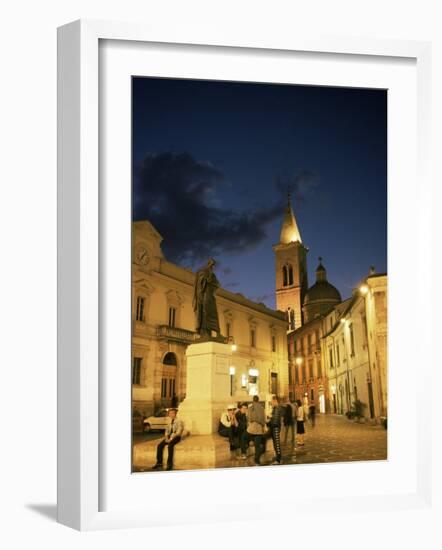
top-left (132, 77), bottom-right (387, 309)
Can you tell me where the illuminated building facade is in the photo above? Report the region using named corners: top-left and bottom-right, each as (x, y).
top-left (132, 221), bottom-right (289, 418)
top-left (279, 196), bottom-right (387, 421)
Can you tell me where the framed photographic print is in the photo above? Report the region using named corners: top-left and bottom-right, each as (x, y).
top-left (57, 19), bottom-right (432, 530)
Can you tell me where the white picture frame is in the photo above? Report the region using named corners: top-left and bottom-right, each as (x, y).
top-left (57, 19), bottom-right (432, 531)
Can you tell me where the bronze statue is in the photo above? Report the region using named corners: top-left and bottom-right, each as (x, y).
top-left (193, 258), bottom-right (223, 341)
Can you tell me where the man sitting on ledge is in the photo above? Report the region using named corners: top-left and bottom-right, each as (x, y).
top-left (218, 405), bottom-right (239, 451)
top-left (153, 408), bottom-right (184, 471)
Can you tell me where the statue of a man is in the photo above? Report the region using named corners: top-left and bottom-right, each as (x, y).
top-left (193, 258), bottom-right (221, 340)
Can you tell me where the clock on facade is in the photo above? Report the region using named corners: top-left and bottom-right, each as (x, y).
top-left (135, 246), bottom-right (150, 266)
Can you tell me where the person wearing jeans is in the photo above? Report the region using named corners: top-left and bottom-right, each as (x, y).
top-left (218, 406), bottom-right (239, 451)
top-left (247, 395), bottom-right (266, 465)
top-left (153, 408), bottom-right (184, 471)
top-left (268, 395), bottom-right (283, 465)
top-left (235, 403), bottom-right (249, 459)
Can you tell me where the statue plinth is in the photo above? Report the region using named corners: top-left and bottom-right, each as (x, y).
top-left (178, 341), bottom-right (232, 435)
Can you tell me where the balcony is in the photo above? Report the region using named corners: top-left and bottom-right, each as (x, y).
top-left (156, 325), bottom-right (198, 344)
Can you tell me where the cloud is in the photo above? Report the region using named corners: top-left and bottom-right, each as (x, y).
top-left (250, 292), bottom-right (274, 304)
top-left (133, 152), bottom-right (285, 265)
top-left (275, 170), bottom-right (320, 203)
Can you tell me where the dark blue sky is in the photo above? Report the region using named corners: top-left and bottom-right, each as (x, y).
top-left (132, 77), bottom-right (387, 308)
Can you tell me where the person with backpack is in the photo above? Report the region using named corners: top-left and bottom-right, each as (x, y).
top-left (283, 398), bottom-right (295, 446)
top-left (246, 395), bottom-right (266, 465)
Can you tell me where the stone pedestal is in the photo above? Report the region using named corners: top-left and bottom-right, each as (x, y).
top-left (178, 341), bottom-right (232, 435)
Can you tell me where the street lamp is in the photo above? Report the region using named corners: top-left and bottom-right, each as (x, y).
top-left (359, 284), bottom-right (369, 295)
top-left (228, 336), bottom-right (237, 352)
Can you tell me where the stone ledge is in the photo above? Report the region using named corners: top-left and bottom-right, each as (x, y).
top-left (133, 434), bottom-right (234, 471)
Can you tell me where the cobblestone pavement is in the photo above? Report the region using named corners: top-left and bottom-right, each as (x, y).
top-left (132, 414), bottom-right (387, 472)
top-left (225, 414), bottom-right (388, 468)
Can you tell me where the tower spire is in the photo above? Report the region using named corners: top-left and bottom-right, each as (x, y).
top-left (279, 191), bottom-right (302, 244)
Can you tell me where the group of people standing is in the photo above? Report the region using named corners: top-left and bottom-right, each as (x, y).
top-left (151, 395), bottom-right (317, 470)
top-left (218, 394), bottom-right (316, 465)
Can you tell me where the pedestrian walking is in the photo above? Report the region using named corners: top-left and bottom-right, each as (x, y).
top-left (309, 401), bottom-right (316, 428)
top-left (152, 408), bottom-right (183, 471)
top-left (247, 395), bottom-right (266, 465)
top-left (218, 405), bottom-right (239, 451)
top-left (235, 403), bottom-right (249, 459)
top-left (268, 395), bottom-right (283, 464)
top-left (283, 398), bottom-right (295, 446)
top-left (296, 399), bottom-right (306, 446)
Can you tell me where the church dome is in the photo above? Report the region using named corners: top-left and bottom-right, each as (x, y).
top-left (304, 280), bottom-right (341, 305)
top-left (303, 258), bottom-right (342, 322)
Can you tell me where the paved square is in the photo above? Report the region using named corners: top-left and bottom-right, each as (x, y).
top-left (225, 414), bottom-right (388, 468)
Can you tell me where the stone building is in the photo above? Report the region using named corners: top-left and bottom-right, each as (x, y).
top-left (278, 193), bottom-right (387, 421)
top-left (287, 260), bottom-right (342, 410)
top-left (132, 220), bottom-right (289, 417)
top-left (322, 274), bottom-right (387, 420)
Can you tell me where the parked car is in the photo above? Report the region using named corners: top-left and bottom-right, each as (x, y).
top-left (143, 408), bottom-right (175, 433)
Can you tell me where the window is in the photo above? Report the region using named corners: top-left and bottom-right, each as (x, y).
top-left (301, 364), bottom-right (306, 383)
top-left (317, 358), bottom-right (322, 378)
top-left (283, 264), bottom-right (293, 286)
top-left (361, 315), bottom-right (368, 346)
top-left (310, 389), bottom-right (314, 401)
top-left (132, 357), bottom-right (142, 385)
top-left (161, 378), bottom-right (167, 398)
top-left (329, 347), bottom-right (334, 368)
top-left (250, 329), bottom-right (256, 348)
top-left (271, 335), bottom-right (276, 352)
top-left (295, 366), bottom-right (299, 384)
top-left (226, 322), bottom-right (231, 338)
top-left (168, 306), bottom-right (176, 327)
top-left (307, 334), bottom-right (312, 353)
top-left (135, 296), bottom-right (145, 322)
top-left (349, 323), bottom-right (355, 356)
top-left (308, 359), bottom-right (314, 380)
top-left (163, 352), bottom-right (177, 366)
top-left (336, 342), bottom-right (340, 365)
top-left (315, 329), bottom-right (320, 350)
top-left (271, 372), bottom-right (278, 394)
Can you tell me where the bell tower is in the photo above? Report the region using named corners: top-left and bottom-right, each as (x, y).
top-left (273, 192), bottom-right (308, 330)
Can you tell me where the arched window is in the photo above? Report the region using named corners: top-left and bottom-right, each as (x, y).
top-left (282, 265), bottom-right (288, 286)
top-left (163, 352), bottom-right (177, 366)
top-left (288, 265), bottom-right (294, 286)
